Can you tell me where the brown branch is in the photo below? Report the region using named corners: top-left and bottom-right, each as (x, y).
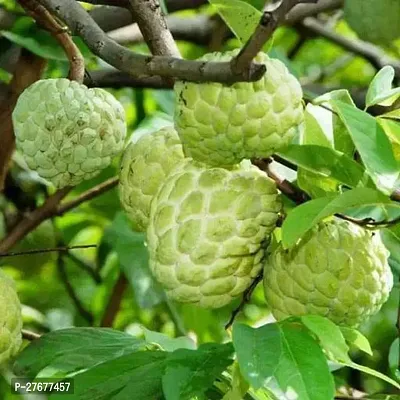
top-left (0, 50), bottom-right (46, 192)
top-left (101, 274), bottom-right (128, 327)
top-left (78, 0), bottom-right (207, 10)
top-left (0, 187), bottom-right (71, 253)
top-left (18, 0), bottom-right (85, 82)
top-left (128, 0), bottom-right (180, 57)
top-left (57, 252), bottom-right (94, 324)
top-left (57, 176), bottom-right (118, 216)
top-left (300, 17), bottom-right (400, 77)
top-left (232, 0), bottom-right (318, 75)
top-left (0, 244), bottom-right (96, 257)
top-left (22, 329), bottom-right (41, 341)
top-left (38, 0), bottom-right (266, 84)
top-left (225, 270), bottom-right (264, 330)
top-left (285, 0), bottom-right (343, 25)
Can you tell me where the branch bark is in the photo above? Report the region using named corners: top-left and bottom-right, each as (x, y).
top-left (101, 274), bottom-right (128, 327)
top-left (38, 0), bottom-right (266, 83)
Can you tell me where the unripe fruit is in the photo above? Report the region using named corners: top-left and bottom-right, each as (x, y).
top-left (0, 271), bottom-right (22, 364)
top-left (119, 127), bottom-right (185, 232)
top-left (344, 0), bottom-right (400, 44)
top-left (12, 79), bottom-right (126, 188)
top-left (147, 159), bottom-right (281, 308)
top-left (174, 50), bottom-right (304, 167)
top-left (263, 220), bottom-right (393, 327)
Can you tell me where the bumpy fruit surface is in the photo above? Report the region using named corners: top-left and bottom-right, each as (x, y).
top-left (147, 160), bottom-right (281, 308)
top-left (12, 79), bottom-right (126, 188)
top-left (119, 127), bottom-right (185, 232)
top-left (263, 220), bottom-right (393, 327)
top-left (0, 271), bottom-right (22, 364)
top-left (344, 0), bottom-right (400, 44)
top-left (174, 50), bottom-right (304, 167)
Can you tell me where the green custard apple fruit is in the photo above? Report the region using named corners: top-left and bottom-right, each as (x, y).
top-left (344, 0), bottom-right (400, 44)
top-left (0, 270), bottom-right (22, 364)
top-left (119, 127), bottom-right (185, 232)
top-left (147, 159), bottom-right (281, 308)
top-left (174, 50), bottom-right (304, 167)
top-left (263, 219), bottom-right (393, 327)
top-left (12, 78), bottom-right (126, 188)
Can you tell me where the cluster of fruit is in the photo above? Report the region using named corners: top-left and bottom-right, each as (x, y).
top-left (11, 50), bottom-right (393, 335)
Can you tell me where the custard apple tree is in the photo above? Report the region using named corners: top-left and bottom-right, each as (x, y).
top-left (0, 0), bottom-right (400, 399)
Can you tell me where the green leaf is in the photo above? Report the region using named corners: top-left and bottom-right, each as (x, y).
top-left (222, 362), bottom-right (250, 400)
top-left (233, 323), bottom-right (335, 400)
top-left (300, 315), bottom-right (350, 362)
top-left (388, 338), bottom-right (400, 381)
top-left (208, 0), bottom-right (271, 49)
top-left (381, 228), bottom-right (400, 272)
top-left (162, 343), bottom-right (234, 400)
top-left (281, 188), bottom-right (398, 248)
top-left (50, 351), bottom-right (167, 400)
top-left (104, 213), bottom-right (165, 308)
top-left (342, 361), bottom-right (400, 390)
top-left (278, 144), bottom-right (367, 188)
top-left (332, 100), bottom-right (398, 194)
top-left (232, 323), bottom-right (282, 390)
top-left (340, 327), bottom-right (373, 356)
top-left (366, 66), bottom-right (400, 108)
top-left (14, 328), bottom-right (145, 378)
top-left (143, 328), bottom-right (196, 352)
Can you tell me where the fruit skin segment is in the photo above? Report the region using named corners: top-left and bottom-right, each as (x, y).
top-left (263, 219), bottom-right (393, 327)
top-left (0, 270), bottom-right (22, 365)
top-left (174, 50), bottom-right (304, 167)
top-left (147, 159), bottom-right (282, 308)
top-left (119, 127), bottom-right (185, 232)
top-left (12, 78), bottom-right (126, 188)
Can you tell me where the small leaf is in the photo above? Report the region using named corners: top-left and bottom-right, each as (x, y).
top-left (332, 100), bottom-right (398, 194)
top-left (388, 338), bottom-right (400, 381)
top-left (366, 66), bottom-right (400, 108)
top-left (208, 0), bottom-right (271, 48)
top-left (162, 343), bottom-right (234, 400)
top-left (143, 328), bottom-right (196, 352)
top-left (278, 144), bottom-right (367, 188)
top-left (50, 351), bottom-right (167, 400)
top-left (233, 322), bottom-right (335, 400)
top-left (281, 188), bottom-right (398, 248)
top-left (300, 315), bottom-right (350, 362)
top-left (340, 327), bottom-right (373, 356)
top-left (232, 323), bottom-right (282, 390)
top-left (104, 213), bottom-right (165, 308)
top-left (14, 328), bottom-right (145, 378)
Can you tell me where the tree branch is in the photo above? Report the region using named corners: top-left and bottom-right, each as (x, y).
top-left (38, 0), bottom-right (266, 83)
top-left (56, 176), bottom-right (118, 216)
top-left (300, 17), bottom-right (400, 77)
top-left (0, 244), bottom-right (96, 257)
top-left (22, 329), bottom-right (41, 341)
top-left (232, 0), bottom-right (318, 75)
top-left (101, 273), bottom-right (128, 327)
top-left (57, 252), bottom-right (94, 324)
top-left (128, 0), bottom-right (180, 57)
top-left (19, 0), bottom-right (85, 82)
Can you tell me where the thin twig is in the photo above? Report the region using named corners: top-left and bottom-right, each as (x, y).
top-left (38, 0), bottom-right (266, 84)
top-left (18, 0), bottom-right (85, 82)
top-left (57, 252), bottom-right (94, 324)
top-left (0, 244), bottom-right (96, 257)
top-left (225, 270), bottom-right (264, 330)
top-left (165, 297), bottom-right (187, 336)
top-left (66, 251), bottom-right (102, 283)
top-left (232, 0), bottom-right (318, 75)
top-left (101, 273), bottom-right (128, 327)
top-left (22, 329), bottom-right (41, 341)
top-left (57, 177), bottom-right (119, 216)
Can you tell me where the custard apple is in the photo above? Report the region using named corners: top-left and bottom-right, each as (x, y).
top-left (344, 0), bottom-right (400, 44)
top-left (147, 159), bottom-right (281, 308)
top-left (263, 219), bottom-right (393, 327)
top-left (119, 127), bottom-right (185, 232)
top-left (0, 270), bottom-right (22, 364)
top-left (12, 78), bottom-right (126, 188)
top-left (174, 50), bottom-right (304, 167)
